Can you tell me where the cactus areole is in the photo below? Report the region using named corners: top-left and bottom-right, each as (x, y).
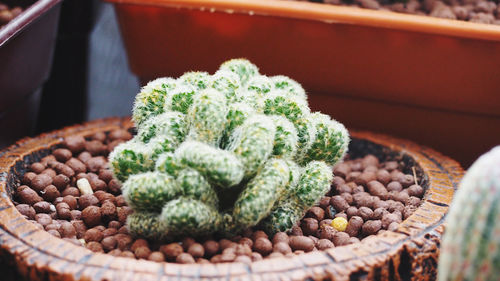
top-left (109, 59), bottom-right (350, 238)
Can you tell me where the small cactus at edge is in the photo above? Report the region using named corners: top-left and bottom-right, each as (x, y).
top-left (438, 146), bottom-right (500, 281)
top-left (113, 59), bottom-right (350, 239)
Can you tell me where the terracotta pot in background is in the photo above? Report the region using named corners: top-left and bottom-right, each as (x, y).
top-left (0, 117), bottom-right (462, 280)
top-left (0, 0), bottom-right (62, 149)
top-left (106, 0), bottom-right (500, 167)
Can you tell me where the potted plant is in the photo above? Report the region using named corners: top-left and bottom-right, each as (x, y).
top-left (0, 59), bottom-right (463, 280)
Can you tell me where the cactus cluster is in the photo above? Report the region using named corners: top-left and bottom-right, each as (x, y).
top-left (109, 59), bottom-right (350, 239)
top-left (438, 146), bottom-right (500, 281)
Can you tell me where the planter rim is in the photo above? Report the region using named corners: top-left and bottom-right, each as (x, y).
top-left (105, 0), bottom-right (500, 41)
top-left (0, 117), bottom-right (464, 280)
top-left (0, 0), bottom-right (62, 46)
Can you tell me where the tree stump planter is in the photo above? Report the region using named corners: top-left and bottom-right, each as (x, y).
top-left (0, 117), bottom-right (463, 281)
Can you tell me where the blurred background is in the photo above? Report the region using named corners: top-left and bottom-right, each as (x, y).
top-left (36, 0), bottom-right (139, 131)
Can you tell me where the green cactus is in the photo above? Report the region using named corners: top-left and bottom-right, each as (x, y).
top-left (271, 115), bottom-right (298, 159)
top-left (179, 71), bottom-right (210, 90)
top-left (176, 141), bottom-right (244, 187)
top-left (111, 59), bottom-right (349, 239)
top-left (294, 117), bottom-right (317, 162)
top-left (228, 115), bottom-right (276, 178)
top-left (293, 161), bottom-right (333, 208)
top-left (262, 91), bottom-right (310, 123)
top-left (165, 84), bottom-right (196, 114)
top-left (132, 78), bottom-right (177, 126)
top-left (122, 171), bottom-right (181, 212)
top-left (137, 111), bottom-right (186, 144)
top-left (271, 75), bottom-right (307, 101)
top-left (302, 112), bottom-right (350, 166)
top-left (187, 88), bottom-right (228, 145)
top-left (247, 75), bottom-right (273, 96)
top-left (127, 211), bottom-right (167, 240)
top-left (260, 198), bottom-right (303, 234)
top-left (160, 197), bottom-right (222, 236)
top-left (232, 159), bottom-right (290, 229)
top-left (155, 152), bottom-right (182, 176)
top-left (219, 58), bottom-right (259, 85)
top-left (211, 70), bottom-right (241, 103)
top-left (438, 146), bottom-right (500, 281)
top-left (221, 102), bottom-right (255, 149)
top-left (108, 140), bottom-right (154, 182)
top-left (176, 168), bottom-right (219, 208)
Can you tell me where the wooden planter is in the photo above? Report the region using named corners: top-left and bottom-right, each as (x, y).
top-left (0, 117), bottom-right (463, 281)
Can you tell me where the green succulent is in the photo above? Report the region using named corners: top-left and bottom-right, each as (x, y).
top-left (132, 78), bottom-right (177, 126)
top-left (112, 59), bottom-right (349, 239)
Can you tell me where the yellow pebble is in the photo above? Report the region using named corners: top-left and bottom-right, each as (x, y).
top-left (331, 217), bottom-right (348, 232)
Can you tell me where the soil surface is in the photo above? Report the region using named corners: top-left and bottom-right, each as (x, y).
top-left (12, 130), bottom-right (425, 264)
top-left (297, 0), bottom-right (500, 24)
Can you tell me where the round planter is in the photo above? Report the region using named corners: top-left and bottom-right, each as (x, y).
top-left (0, 117), bottom-right (463, 281)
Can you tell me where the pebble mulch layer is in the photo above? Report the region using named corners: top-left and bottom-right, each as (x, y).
top-left (13, 130), bottom-right (424, 264)
top-left (295, 0), bottom-right (500, 25)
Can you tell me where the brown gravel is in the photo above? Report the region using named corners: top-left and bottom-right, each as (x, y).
top-left (13, 131), bottom-right (425, 264)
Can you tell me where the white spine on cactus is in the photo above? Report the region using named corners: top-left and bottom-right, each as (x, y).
top-left (246, 75), bottom-right (273, 96)
top-left (176, 141), bottom-right (244, 188)
top-left (271, 75), bottom-right (307, 101)
top-left (210, 70), bottom-right (241, 103)
top-left (175, 168), bottom-right (219, 208)
top-left (232, 158), bottom-right (290, 228)
top-left (261, 91), bottom-right (310, 123)
top-left (122, 171), bottom-right (182, 212)
top-left (164, 84), bottom-right (197, 114)
top-left (221, 102), bottom-right (256, 149)
top-left (219, 58), bottom-right (259, 85)
top-left (154, 152), bottom-right (182, 176)
top-left (293, 161), bottom-right (333, 209)
top-left (303, 112), bottom-right (350, 166)
top-left (438, 146), bottom-right (500, 281)
top-left (136, 111), bottom-right (187, 144)
top-left (294, 116), bottom-right (318, 163)
top-left (270, 115), bottom-right (298, 159)
top-left (132, 77), bottom-right (177, 126)
top-left (108, 139), bottom-right (155, 182)
top-left (284, 160), bottom-right (302, 192)
top-left (187, 88), bottom-right (228, 146)
top-left (228, 114), bottom-right (276, 178)
top-left (235, 89), bottom-right (264, 111)
top-left (179, 71), bottom-right (210, 90)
